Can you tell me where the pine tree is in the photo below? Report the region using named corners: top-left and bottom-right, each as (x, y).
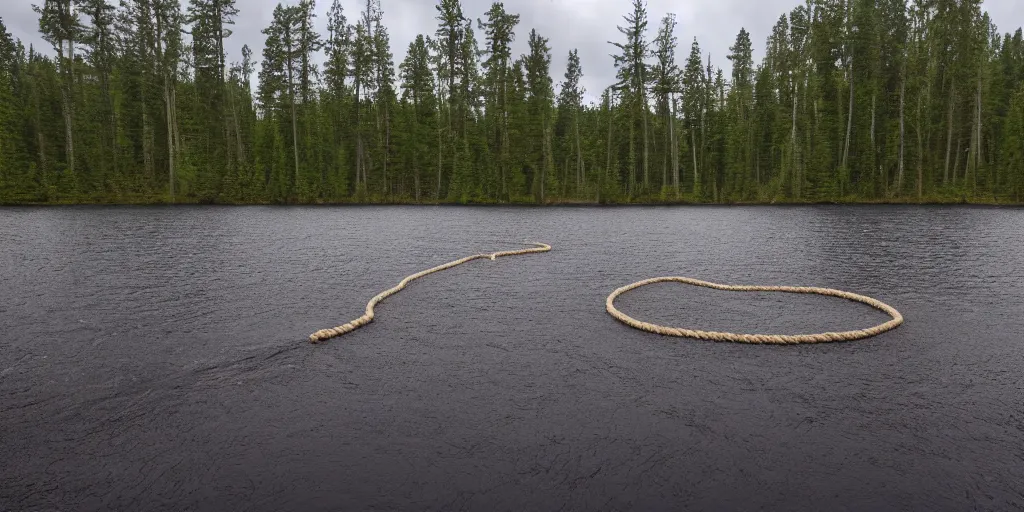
top-left (682, 38), bottom-right (704, 196)
top-left (350, 3), bottom-right (375, 194)
top-left (186, 0), bottom-right (238, 200)
top-left (79, 0), bottom-right (116, 183)
top-left (296, 0), bottom-right (322, 200)
top-left (154, 0), bottom-right (183, 200)
top-left (262, 4), bottom-right (301, 199)
top-left (557, 48), bottom-right (585, 197)
top-left (399, 34), bottom-right (436, 201)
top-left (525, 29), bottom-right (553, 203)
top-left (610, 0), bottom-right (651, 197)
top-left (0, 18), bottom-right (26, 201)
top-left (651, 15), bottom-right (680, 197)
top-left (726, 28), bottom-right (754, 199)
top-left (479, 2), bottom-right (519, 200)
top-left (33, 0), bottom-right (81, 177)
top-left (435, 0), bottom-right (466, 199)
top-left (323, 0), bottom-right (350, 198)
top-left (119, 0), bottom-right (158, 193)
top-left (1003, 83), bottom-right (1024, 201)
top-left (371, 12), bottom-right (395, 198)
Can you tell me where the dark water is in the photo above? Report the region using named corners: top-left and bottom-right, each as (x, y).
top-left (1, 206), bottom-right (1023, 511)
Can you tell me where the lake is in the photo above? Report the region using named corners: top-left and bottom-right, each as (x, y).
top-left (1, 206), bottom-right (1023, 511)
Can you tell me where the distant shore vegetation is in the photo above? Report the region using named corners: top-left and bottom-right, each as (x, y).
top-left (0, 0), bottom-right (1022, 205)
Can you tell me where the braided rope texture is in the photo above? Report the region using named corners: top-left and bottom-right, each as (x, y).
top-left (606, 277), bottom-right (904, 344)
top-left (309, 243), bottom-right (552, 343)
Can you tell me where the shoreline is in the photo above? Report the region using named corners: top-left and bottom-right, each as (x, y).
top-left (2, 199), bottom-right (1022, 207)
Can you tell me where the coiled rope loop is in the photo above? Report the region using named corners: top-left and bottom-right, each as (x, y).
top-left (309, 242), bottom-right (552, 343)
top-left (606, 277), bottom-right (904, 344)
top-left (311, 243), bottom-right (904, 344)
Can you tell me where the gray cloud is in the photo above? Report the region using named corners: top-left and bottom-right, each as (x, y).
top-left (3, 0), bottom-right (1022, 104)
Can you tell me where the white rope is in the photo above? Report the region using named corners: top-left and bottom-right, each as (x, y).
top-left (606, 277), bottom-right (904, 344)
top-left (311, 243), bottom-right (904, 345)
top-left (309, 242), bottom-right (552, 343)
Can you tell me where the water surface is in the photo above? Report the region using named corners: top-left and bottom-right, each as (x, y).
top-left (1, 206), bottom-right (1022, 511)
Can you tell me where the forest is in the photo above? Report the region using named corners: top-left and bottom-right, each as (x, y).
top-left (0, 0), bottom-right (1022, 204)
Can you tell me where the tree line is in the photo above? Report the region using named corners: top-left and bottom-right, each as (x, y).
top-left (0, 0), bottom-right (1022, 204)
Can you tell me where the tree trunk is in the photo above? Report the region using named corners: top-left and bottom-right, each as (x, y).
top-left (971, 73), bottom-right (982, 193)
top-left (165, 80), bottom-right (175, 200)
top-left (746, 103), bottom-right (754, 193)
top-left (642, 94), bottom-right (649, 192)
top-left (355, 78), bottom-right (363, 191)
top-left (962, 136), bottom-right (970, 188)
top-left (670, 93), bottom-right (679, 195)
top-left (142, 100), bottom-right (154, 179)
top-left (33, 69), bottom-right (47, 174)
top-left (413, 93), bottom-right (420, 202)
top-left (605, 97), bottom-right (613, 202)
top-left (916, 89), bottom-right (924, 200)
top-left (897, 69), bottom-right (906, 195)
top-left (755, 151), bottom-right (760, 190)
top-left (565, 154), bottom-right (573, 196)
top-left (662, 105), bottom-right (669, 190)
top-left (871, 93), bottom-right (878, 194)
top-left (791, 75), bottom-right (798, 198)
top-left (952, 137), bottom-right (962, 186)
top-left (574, 110), bottom-right (583, 195)
top-left (230, 85), bottom-right (245, 169)
top-left (944, 83), bottom-right (955, 186)
top-left (61, 86), bottom-right (74, 175)
top-left (59, 37), bottom-right (75, 175)
top-left (842, 58), bottom-right (853, 172)
top-left (500, 71), bottom-right (508, 200)
top-left (436, 114), bottom-right (443, 200)
top-left (540, 120), bottom-right (548, 204)
top-left (691, 124), bottom-right (699, 193)
top-left (628, 113), bottom-right (636, 197)
top-left (288, 44), bottom-right (300, 194)
top-left (157, 13), bottom-right (176, 202)
top-left (799, 71), bottom-right (809, 200)
top-left (172, 86), bottom-right (181, 171)
top-left (502, 124), bottom-right (511, 201)
top-left (383, 104), bottom-right (391, 197)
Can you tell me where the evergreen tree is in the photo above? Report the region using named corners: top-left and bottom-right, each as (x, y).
top-left (435, 0), bottom-right (466, 198)
top-left (557, 48), bottom-right (585, 197)
top-left (610, 0), bottom-right (651, 196)
top-left (651, 15), bottom-right (680, 196)
top-left (0, 18), bottom-right (27, 201)
top-left (399, 34), bottom-right (436, 201)
top-left (321, 0), bottom-right (350, 199)
top-left (372, 13), bottom-right (396, 197)
top-left (0, 0), bottom-right (1019, 205)
top-left (33, 0), bottom-right (81, 177)
top-left (186, 0), bottom-right (238, 200)
top-left (525, 29), bottom-right (553, 203)
top-left (726, 28), bottom-right (754, 199)
top-left (682, 38), bottom-right (705, 196)
top-left (479, 2), bottom-right (519, 200)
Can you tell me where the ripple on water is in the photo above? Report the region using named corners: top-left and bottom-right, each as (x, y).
top-left (1, 205), bottom-right (1022, 511)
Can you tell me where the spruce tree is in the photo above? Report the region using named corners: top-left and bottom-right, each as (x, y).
top-left (652, 15), bottom-right (680, 196)
top-left (399, 35), bottom-right (436, 201)
top-left (610, 0), bottom-right (651, 196)
top-left (524, 29), bottom-right (553, 203)
top-left (479, 2), bottom-right (519, 200)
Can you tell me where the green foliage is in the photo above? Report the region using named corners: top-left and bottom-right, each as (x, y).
top-left (2, 0), bottom-right (1022, 204)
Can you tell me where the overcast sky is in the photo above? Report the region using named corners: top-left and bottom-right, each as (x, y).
top-left (2, 0), bottom-right (1022, 103)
